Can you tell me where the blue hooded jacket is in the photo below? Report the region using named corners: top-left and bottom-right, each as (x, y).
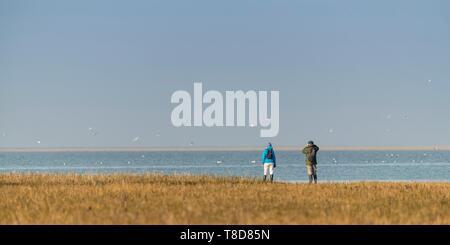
top-left (261, 145), bottom-right (276, 166)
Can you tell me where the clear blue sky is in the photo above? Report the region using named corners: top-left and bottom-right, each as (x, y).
top-left (1, 0), bottom-right (450, 148)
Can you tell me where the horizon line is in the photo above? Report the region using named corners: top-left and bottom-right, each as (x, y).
top-left (0, 145), bottom-right (449, 152)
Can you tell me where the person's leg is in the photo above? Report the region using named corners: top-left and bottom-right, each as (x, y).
top-left (263, 164), bottom-right (268, 181)
top-left (313, 165), bottom-right (318, 184)
top-left (307, 165), bottom-right (313, 184)
top-left (269, 164), bottom-right (274, 182)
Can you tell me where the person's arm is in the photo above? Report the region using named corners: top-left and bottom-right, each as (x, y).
top-left (261, 150), bottom-right (267, 163)
top-left (313, 146), bottom-right (319, 165)
top-left (273, 151), bottom-right (276, 167)
top-left (302, 147), bottom-right (308, 154)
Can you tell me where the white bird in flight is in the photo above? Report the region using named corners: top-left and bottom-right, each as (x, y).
top-left (88, 127), bottom-right (99, 136)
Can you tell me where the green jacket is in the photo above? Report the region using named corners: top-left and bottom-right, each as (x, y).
top-left (302, 145), bottom-right (319, 165)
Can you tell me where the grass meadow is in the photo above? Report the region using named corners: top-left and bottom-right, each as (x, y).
top-left (0, 174), bottom-right (448, 224)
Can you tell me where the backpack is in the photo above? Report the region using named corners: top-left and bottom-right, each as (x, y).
top-left (308, 147), bottom-right (316, 162)
top-left (267, 149), bottom-right (273, 160)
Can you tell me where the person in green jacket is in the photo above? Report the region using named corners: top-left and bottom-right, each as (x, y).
top-left (302, 141), bottom-right (319, 184)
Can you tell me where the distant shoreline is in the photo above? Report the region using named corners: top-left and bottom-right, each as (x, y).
top-left (1, 145), bottom-right (449, 153)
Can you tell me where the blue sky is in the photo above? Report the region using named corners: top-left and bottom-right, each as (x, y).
top-left (1, 0), bottom-right (450, 148)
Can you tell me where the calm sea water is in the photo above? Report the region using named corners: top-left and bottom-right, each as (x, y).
top-left (0, 151), bottom-right (449, 182)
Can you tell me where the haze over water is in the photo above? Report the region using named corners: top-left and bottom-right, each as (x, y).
top-left (2, 0), bottom-right (450, 148)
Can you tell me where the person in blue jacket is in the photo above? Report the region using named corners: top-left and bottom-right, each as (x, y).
top-left (261, 143), bottom-right (276, 182)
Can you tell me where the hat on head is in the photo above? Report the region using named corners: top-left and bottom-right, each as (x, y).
top-left (308, 140), bottom-right (314, 145)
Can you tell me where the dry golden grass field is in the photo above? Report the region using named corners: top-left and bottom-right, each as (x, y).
top-left (0, 174), bottom-right (449, 224)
